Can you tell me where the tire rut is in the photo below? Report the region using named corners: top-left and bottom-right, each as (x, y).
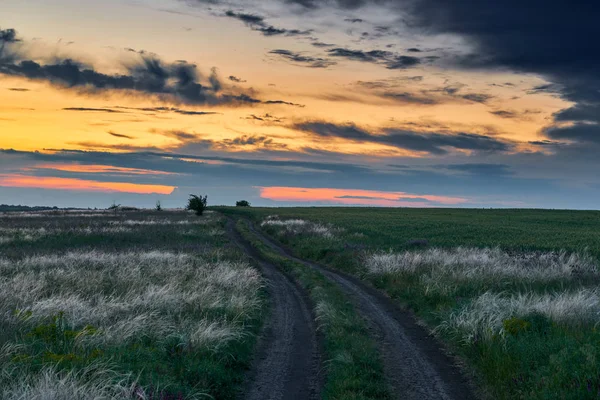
top-left (245, 220), bottom-right (477, 400)
top-left (226, 219), bottom-right (322, 400)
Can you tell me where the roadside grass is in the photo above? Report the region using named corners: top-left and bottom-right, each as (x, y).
top-left (0, 210), bottom-right (265, 399)
top-left (216, 207), bottom-right (600, 400)
top-left (235, 219), bottom-right (391, 400)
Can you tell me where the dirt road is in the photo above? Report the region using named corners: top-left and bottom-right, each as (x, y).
top-left (226, 219), bottom-right (322, 400)
top-left (245, 220), bottom-right (476, 400)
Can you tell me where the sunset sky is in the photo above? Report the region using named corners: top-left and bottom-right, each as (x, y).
top-left (1, 0), bottom-right (599, 208)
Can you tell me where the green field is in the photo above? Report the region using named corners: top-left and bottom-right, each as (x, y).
top-left (0, 210), bottom-right (264, 399)
top-left (218, 207), bottom-right (600, 400)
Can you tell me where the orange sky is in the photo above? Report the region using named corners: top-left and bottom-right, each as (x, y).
top-left (0, 174), bottom-right (175, 195)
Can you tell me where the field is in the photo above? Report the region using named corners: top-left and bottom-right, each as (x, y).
top-left (4, 206), bottom-right (600, 399)
top-left (0, 210), bottom-right (264, 399)
top-left (218, 207), bottom-right (600, 400)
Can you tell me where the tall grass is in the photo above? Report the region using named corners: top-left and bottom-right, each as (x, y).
top-left (0, 210), bottom-right (264, 399)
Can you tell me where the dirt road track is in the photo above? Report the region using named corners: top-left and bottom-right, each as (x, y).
top-left (245, 220), bottom-right (476, 400)
top-left (226, 219), bottom-right (322, 400)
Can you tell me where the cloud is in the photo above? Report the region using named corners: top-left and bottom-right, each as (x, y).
top-left (221, 135), bottom-right (287, 148)
top-left (391, 0), bottom-right (600, 146)
top-left (114, 106), bottom-right (220, 116)
top-left (490, 109), bottom-right (541, 120)
top-left (553, 104), bottom-right (600, 124)
top-left (245, 113), bottom-right (284, 123)
top-left (543, 124), bottom-right (600, 145)
top-left (282, 0), bottom-right (385, 10)
top-left (0, 27), bottom-right (301, 107)
top-left (326, 47), bottom-right (421, 69)
top-left (311, 41), bottom-right (335, 48)
top-left (442, 163), bottom-right (514, 176)
top-left (264, 100), bottom-right (305, 107)
top-left (228, 75), bottom-right (246, 83)
top-left (0, 28), bottom-right (19, 43)
top-left (224, 10), bottom-right (312, 37)
top-left (293, 121), bottom-right (513, 154)
top-left (63, 107), bottom-right (126, 113)
top-left (460, 93), bottom-right (492, 104)
top-left (260, 186), bottom-right (468, 207)
top-left (269, 49), bottom-right (337, 68)
top-left (8, 87), bottom-right (29, 92)
top-left (108, 131), bottom-right (135, 140)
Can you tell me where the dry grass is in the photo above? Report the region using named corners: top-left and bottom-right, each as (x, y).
top-left (261, 215), bottom-right (341, 239)
top-left (438, 289), bottom-right (600, 342)
top-left (365, 247), bottom-right (600, 343)
top-left (0, 210), bottom-right (263, 399)
top-left (366, 248), bottom-right (597, 290)
top-left (1, 251), bottom-right (262, 348)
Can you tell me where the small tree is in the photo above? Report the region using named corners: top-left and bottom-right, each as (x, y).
top-left (155, 200), bottom-right (163, 212)
top-left (186, 194), bottom-right (208, 216)
top-left (108, 201), bottom-right (121, 214)
top-left (236, 200), bottom-right (251, 207)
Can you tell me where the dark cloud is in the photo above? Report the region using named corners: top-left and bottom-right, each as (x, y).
top-left (327, 47), bottom-right (421, 69)
top-left (264, 100), bottom-right (305, 107)
top-left (245, 113), bottom-right (284, 123)
top-left (283, 0), bottom-right (387, 10)
top-left (0, 28), bottom-right (19, 43)
top-left (344, 18), bottom-right (364, 23)
top-left (380, 91), bottom-right (439, 105)
top-left (395, 0), bottom-right (600, 145)
top-left (0, 56), bottom-right (255, 105)
top-left (0, 28), bottom-right (301, 107)
top-left (108, 131), bottom-right (135, 139)
top-left (460, 93), bottom-right (492, 104)
top-left (442, 163), bottom-right (514, 176)
top-left (114, 106), bottom-right (220, 116)
top-left (221, 135), bottom-right (285, 148)
top-left (311, 41), bottom-right (335, 48)
top-left (554, 104), bottom-right (600, 124)
top-left (490, 110), bottom-right (518, 119)
top-left (293, 121), bottom-right (513, 154)
top-left (161, 130), bottom-right (200, 142)
top-left (228, 75), bottom-right (246, 83)
top-left (529, 140), bottom-right (565, 146)
top-left (490, 109), bottom-right (541, 120)
top-left (269, 49), bottom-right (336, 68)
top-left (225, 10), bottom-right (312, 37)
top-left (544, 124), bottom-right (600, 145)
top-left (63, 107), bottom-right (126, 113)
top-left (8, 87), bottom-right (29, 92)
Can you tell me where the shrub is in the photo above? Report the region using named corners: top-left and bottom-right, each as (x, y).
top-left (155, 201), bottom-right (162, 212)
top-left (186, 195), bottom-right (208, 216)
top-left (236, 200), bottom-right (251, 207)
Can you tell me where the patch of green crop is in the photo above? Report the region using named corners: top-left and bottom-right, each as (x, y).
top-left (216, 207), bottom-right (600, 400)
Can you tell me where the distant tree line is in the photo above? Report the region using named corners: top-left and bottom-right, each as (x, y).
top-left (0, 204), bottom-right (60, 212)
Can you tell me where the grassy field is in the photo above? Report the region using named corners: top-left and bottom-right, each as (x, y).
top-left (218, 207), bottom-right (600, 400)
top-left (0, 210), bottom-right (264, 399)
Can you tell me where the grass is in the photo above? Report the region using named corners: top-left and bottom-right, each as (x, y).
top-left (235, 219), bottom-right (391, 400)
top-left (216, 206), bottom-right (600, 400)
top-left (0, 210), bottom-right (265, 400)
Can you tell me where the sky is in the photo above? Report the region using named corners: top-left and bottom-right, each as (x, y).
top-left (1, 0), bottom-right (599, 209)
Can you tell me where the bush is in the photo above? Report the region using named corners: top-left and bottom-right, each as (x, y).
top-left (155, 201), bottom-right (162, 212)
top-left (236, 200), bottom-right (251, 207)
top-left (186, 195), bottom-right (208, 216)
